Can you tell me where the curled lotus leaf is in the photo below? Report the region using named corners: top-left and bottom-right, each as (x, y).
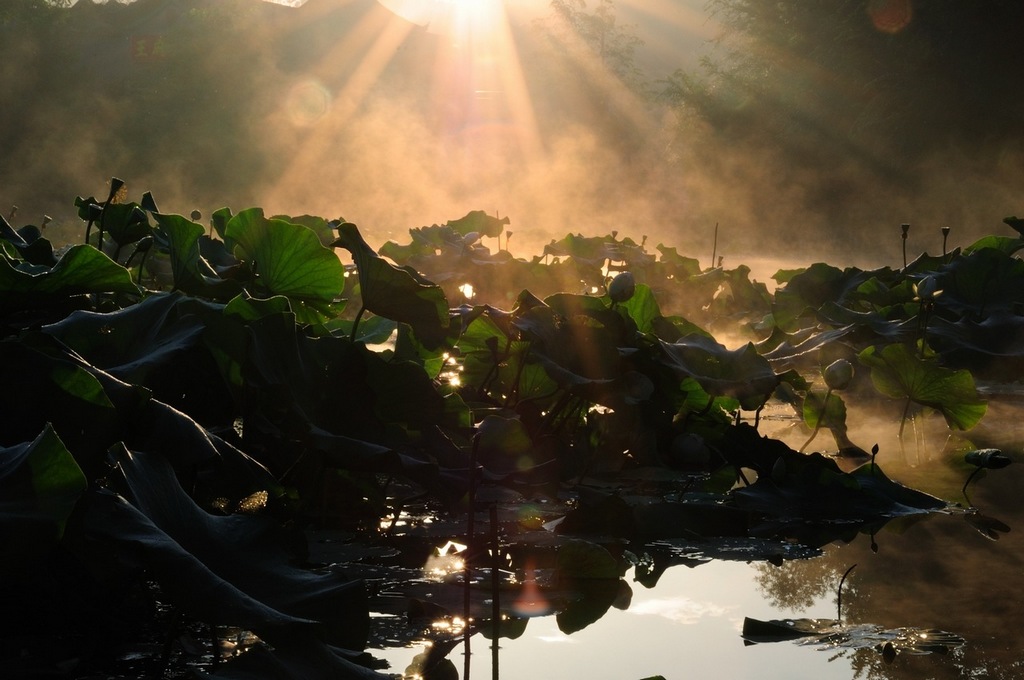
top-left (657, 335), bottom-right (781, 410)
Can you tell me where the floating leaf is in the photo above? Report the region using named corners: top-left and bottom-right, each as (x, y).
top-left (742, 617), bottom-right (965, 659)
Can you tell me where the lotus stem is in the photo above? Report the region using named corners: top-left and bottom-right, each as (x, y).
top-left (490, 503), bottom-right (501, 634)
top-left (464, 435), bottom-right (479, 678)
top-left (350, 305), bottom-right (366, 342)
top-left (710, 222), bottom-right (718, 271)
top-left (961, 466), bottom-right (984, 505)
top-left (799, 388), bottom-right (832, 453)
top-left (901, 223), bottom-right (910, 269)
top-left (897, 397), bottom-right (912, 458)
top-left (837, 563), bottom-right (857, 623)
top-left (96, 177), bottom-right (125, 255)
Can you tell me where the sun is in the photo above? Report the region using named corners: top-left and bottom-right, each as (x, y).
top-left (376, 0), bottom-right (505, 38)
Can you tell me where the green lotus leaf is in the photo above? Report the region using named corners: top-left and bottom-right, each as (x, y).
top-left (802, 389), bottom-right (847, 431)
top-left (1, 337), bottom-right (124, 477)
top-left (270, 213), bottom-right (337, 248)
top-left (226, 208), bottom-right (345, 324)
top-left (962, 234), bottom-right (1024, 256)
top-left (241, 313), bottom-right (444, 444)
top-left (0, 425), bottom-right (87, 567)
top-left (609, 282), bottom-right (659, 334)
top-left (95, 202), bottom-right (152, 249)
top-left (224, 291), bottom-right (292, 321)
top-left (858, 343), bottom-right (987, 430)
top-left (0, 244), bottom-right (139, 312)
top-left (154, 212), bottom-right (243, 300)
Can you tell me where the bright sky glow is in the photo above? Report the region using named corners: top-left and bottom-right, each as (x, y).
top-left (378, 0), bottom-right (506, 37)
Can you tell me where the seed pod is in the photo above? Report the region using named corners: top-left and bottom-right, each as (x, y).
top-left (965, 449), bottom-right (1011, 469)
top-left (823, 358), bottom-right (854, 391)
top-left (608, 271), bottom-right (635, 303)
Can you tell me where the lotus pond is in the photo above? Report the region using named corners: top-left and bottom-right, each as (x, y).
top-left (362, 395), bottom-right (1024, 680)
top-left (3, 186), bottom-right (1023, 679)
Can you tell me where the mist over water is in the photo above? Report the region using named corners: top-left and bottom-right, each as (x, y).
top-left (2, 0), bottom-right (1022, 274)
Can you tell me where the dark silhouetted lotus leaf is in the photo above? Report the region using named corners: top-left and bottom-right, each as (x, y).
top-left (657, 335), bottom-right (781, 410)
top-left (334, 221), bottom-right (449, 349)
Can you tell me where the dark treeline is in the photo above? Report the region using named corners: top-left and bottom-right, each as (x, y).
top-left (661, 0), bottom-right (1024, 232)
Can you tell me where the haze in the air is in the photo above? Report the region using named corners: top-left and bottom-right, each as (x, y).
top-left (2, 0), bottom-right (1022, 271)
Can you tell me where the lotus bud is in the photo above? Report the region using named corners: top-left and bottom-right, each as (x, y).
top-left (608, 271), bottom-right (636, 303)
top-left (914, 275), bottom-right (942, 302)
top-left (965, 448), bottom-right (1011, 469)
top-left (823, 358), bottom-right (853, 391)
top-left (463, 231), bottom-right (481, 245)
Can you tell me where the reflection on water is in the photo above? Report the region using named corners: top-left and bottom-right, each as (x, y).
top-left (369, 399), bottom-right (1024, 680)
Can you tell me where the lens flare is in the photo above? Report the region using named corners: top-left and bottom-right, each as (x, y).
top-left (511, 558), bottom-right (551, 616)
top-left (867, 0), bottom-right (913, 34)
top-left (285, 79), bottom-right (331, 127)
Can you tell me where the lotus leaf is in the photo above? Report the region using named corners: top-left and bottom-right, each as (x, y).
top-left (657, 335), bottom-right (780, 410)
top-left (858, 343), bottom-right (987, 430)
top-left (225, 208), bottom-right (345, 324)
top-left (0, 243), bottom-right (139, 313)
top-left (334, 221), bottom-right (449, 349)
top-left (154, 212), bottom-right (243, 300)
top-left (0, 425), bottom-right (86, 567)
